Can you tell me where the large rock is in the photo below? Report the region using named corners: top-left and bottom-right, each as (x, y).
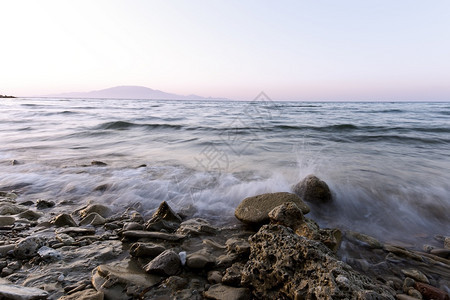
top-left (234, 192), bottom-right (310, 226)
top-left (0, 282), bottom-right (49, 299)
top-left (241, 224), bottom-right (395, 299)
top-left (293, 174), bottom-right (332, 204)
top-left (144, 249), bottom-right (182, 276)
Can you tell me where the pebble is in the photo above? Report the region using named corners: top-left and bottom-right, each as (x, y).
top-left (402, 269), bottom-right (430, 284)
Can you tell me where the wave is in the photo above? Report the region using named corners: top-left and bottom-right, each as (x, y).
top-left (97, 121), bottom-right (183, 130)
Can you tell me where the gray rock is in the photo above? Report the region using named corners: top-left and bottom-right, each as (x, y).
top-left (430, 248), bottom-right (450, 259)
top-left (235, 192), bottom-right (310, 226)
top-left (268, 201), bottom-right (304, 229)
top-left (79, 204), bottom-right (111, 218)
top-left (144, 249), bottom-right (182, 276)
top-left (123, 222), bottom-right (143, 231)
top-left (55, 233), bottom-right (75, 246)
top-left (222, 263), bottom-right (244, 286)
top-left (79, 212), bottom-right (106, 226)
top-left (52, 214), bottom-right (78, 227)
top-left (176, 218), bottom-right (217, 236)
top-left (37, 246), bottom-right (62, 261)
top-left (402, 269), bottom-right (429, 284)
top-left (56, 227), bottom-right (96, 236)
top-left (0, 283), bottom-right (49, 299)
top-left (241, 224), bottom-right (395, 299)
top-left (129, 242), bottom-right (165, 258)
top-left (293, 174), bottom-right (332, 204)
top-left (122, 230), bottom-right (185, 241)
top-left (186, 250), bottom-right (216, 269)
top-left (0, 244), bottom-right (15, 257)
top-left (17, 210), bottom-right (43, 221)
top-left (346, 230), bottom-right (383, 249)
top-left (445, 237), bottom-right (450, 250)
top-left (144, 201), bottom-right (182, 232)
top-left (0, 216), bottom-right (15, 227)
top-left (204, 284), bottom-right (251, 300)
top-left (0, 203), bottom-right (26, 215)
top-left (58, 288), bottom-right (103, 300)
top-left (14, 236), bottom-right (45, 259)
top-left (36, 199), bottom-right (55, 209)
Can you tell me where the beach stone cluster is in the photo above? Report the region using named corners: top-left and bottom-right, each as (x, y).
top-left (0, 175), bottom-right (449, 299)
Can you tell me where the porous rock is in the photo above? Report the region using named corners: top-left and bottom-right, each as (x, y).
top-left (144, 249), bottom-right (182, 276)
top-left (293, 174), bottom-right (332, 204)
top-left (235, 192), bottom-right (310, 226)
top-left (241, 224), bottom-right (395, 299)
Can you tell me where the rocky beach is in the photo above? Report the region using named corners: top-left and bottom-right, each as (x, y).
top-left (0, 172), bottom-right (449, 300)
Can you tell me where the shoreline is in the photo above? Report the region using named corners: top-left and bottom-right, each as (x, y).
top-left (0, 175), bottom-right (449, 299)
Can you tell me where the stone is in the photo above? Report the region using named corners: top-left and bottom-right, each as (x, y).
top-left (144, 250), bottom-right (182, 276)
top-left (0, 283), bottom-right (49, 299)
top-left (397, 295), bottom-right (421, 300)
top-left (52, 214), bottom-right (78, 227)
top-left (222, 263), bottom-right (244, 286)
top-left (225, 238), bottom-right (250, 258)
top-left (17, 210), bottom-right (43, 221)
top-left (292, 174), bottom-right (332, 204)
top-left (37, 246), bottom-right (62, 261)
top-left (14, 236), bottom-right (45, 259)
top-left (79, 212), bottom-right (106, 226)
top-left (164, 276), bottom-right (188, 291)
top-left (36, 199), bottom-right (55, 209)
top-left (295, 218), bottom-right (342, 252)
top-left (122, 230), bottom-right (185, 241)
top-left (207, 271), bottom-right (223, 284)
top-left (186, 250), bottom-right (216, 270)
top-left (56, 227), bottom-right (96, 236)
top-left (0, 203), bottom-right (26, 215)
top-left (407, 288), bottom-right (423, 299)
top-left (144, 201), bottom-right (182, 232)
top-left (204, 284), bottom-right (251, 300)
top-left (241, 224), bottom-right (395, 299)
top-left (445, 237), bottom-right (450, 250)
top-left (92, 262), bottom-right (160, 300)
top-left (79, 204), bottom-right (111, 218)
top-left (268, 201), bottom-right (304, 229)
top-left (91, 160), bottom-right (107, 166)
top-left (0, 216), bottom-right (15, 227)
top-left (235, 192), bottom-right (310, 226)
top-left (430, 248), bottom-right (450, 259)
top-left (0, 244), bottom-right (15, 257)
top-left (56, 233), bottom-right (75, 246)
top-left (58, 288), bottom-right (103, 300)
top-left (414, 282), bottom-right (449, 300)
top-left (403, 277), bottom-right (416, 293)
top-left (123, 222), bottom-right (143, 231)
top-left (346, 231), bottom-right (383, 249)
top-left (176, 218), bottom-right (217, 236)
top-left (129, 242), bottom-right (165, 258)
top-left (402, 269), bottom-right (429, 284)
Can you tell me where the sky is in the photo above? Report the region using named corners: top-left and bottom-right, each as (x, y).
top-left (1, 0), bottom-right (450, 101)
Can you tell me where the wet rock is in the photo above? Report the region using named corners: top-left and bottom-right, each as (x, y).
top-left (225, 238), bottom-right (250, 258)
top-left (241, 224), bottom-right (395, 299)
top-left (36, 199), bottom-right (55, 209)
top-left (130, 212), bottom-right (144, 224)
top-left (0, 244), bottom-right (15, 257)
top-left (397, 294), bottom-right (421, 300)
top-left (52, 214), bottom-right (78, 227)
top-left (176, 218), bottom-right (217, 236)
top-left (222, 263), bottom-right (244, 286)
top-left (407, 288), bottom-right (423, 299)
top-left (402, 269), bottom-right (429, 284)
top-left (79, 213), bottom-right (106, 226)
top-left (445, 237), bottom-right (450, 250)
top-left (414, 282), bottom-right (449, 300)
top-left (122, 230), bottom-right (185, 241)
top-left (0, 216), bottom-right (15, 227)
top-left (0, 282), bottom-right (49, 299)
top-left (129, 242), bottom-right (165, 258)
top-left (207, 271), bottom-right (223, 284)
top-left (0, 203), bottom-right (26, 215)
top-left (93, 184), bottom-right (109, 192)
top-left (123, 222), bottom-right (143, 231)
top-left (14, 236), bottom-right (45, 259)
top-left (37, 246), bottom-right (62, 261)
top-left (56, 227), bottom-right (96, 236)
top-left (186, 250), bottom-right (216, 270)
top-left (268, 201), bottom-right (304, 229)
top-left (91, 160), bottom-right (107, 166)
top-left (164, 275), bottom-right (188, 291)
top-left (430, 248), bottom-right (450, 259)
top-left (404, 277), bottom-right (416, 293)
top-left (56, 233), bottom-right (75, 246)
top-left (235, 192), bottom-right (310, 226)
top-left (92, 262), bottom-right (161, 299)
top-left (295, 217), bottom-right (342, 252)
top-left (346, 230), bottom-right (383, 249)
top-left (144, 249), bottom-right (182, 276)
top-left (79, 204), bottom-right (111, 219)
top-left (17, 210), bottom-right (43, 221)
top-left (144, 201), bottom-right (182, 232)
top-left (204, 284), bottom-right (251, 300)
top-left (292, 174), bottom-right (332, 204)
top-left (58, 288), bottom-right (103, 300)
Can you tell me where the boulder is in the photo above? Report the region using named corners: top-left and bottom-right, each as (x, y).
top-left (234, 192), bottom-right (309, 226)
top-left (241, 224), bottom-right (395, 299)
top-left (293, 174), bottom-right (332, 204)
top-left (144, 249), bottom-right (182, 276)
top-left (414, 282), bottom-right (449, 300)
top-left (0, 282), bottom-right (49, 300)
top-left (204, 284), bottom-right (251, 300)
top-left (144, 201), bottom-right (182, 232)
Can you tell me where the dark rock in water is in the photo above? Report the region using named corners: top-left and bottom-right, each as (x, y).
top-left (123, 222), bottom-right (144, 231)
top-left (14, 236), bottom-right (45, 259)
top-left (129, 242), bottom-right (165, 258)
top-left (346, 230), bottom-right (383, 249)
top-left (36, 199), bottom-right (55, 209)
top-left (241, 224), bottom-right (395, 299)
top-left (52, 213), bottom-right (78, 227)
top-left (207, 271), bottom-right (223, 284)
top-left (79, 204), bottom-right (112, 218)
top-left (144, 249), bottom-right (182, 276)
top-left (93, 183), bottom-right (109, 192)
top-left (292, 174), bottom-right (332, 204)
top-left (10, 159), bottom-right (20, 166)
top-left (91, 160), bottom-right (107, 166)
top-left (186, 250), bottom-right (216, 269)
top-left (445, 237), bottom-right (450, 250)
top-left (122, 230), bottom-right (185, 241)
top-left (145, 201), bottom-right (182, 232)
top-left (17, 210), bottom-right (43, 221)
top-left (430, 248), bottom-right (450, 259)
top-left (402, 269), bottom-right (429, 284)
top-left (204, 284), bottom-right (251, 300)
top-left (234, 192), bottom-right (310, 226)
top-left (0, 203), bottom-right (26, 215)
top-left (0, 282), bottom-right (49, 299)
top-left (56, 227), bottom-right (96, 236)
top-left (415, 282), bottom-right (449, 300)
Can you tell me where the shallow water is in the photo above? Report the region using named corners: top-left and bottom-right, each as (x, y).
top-left (1, 97), bottom-right (449, 246)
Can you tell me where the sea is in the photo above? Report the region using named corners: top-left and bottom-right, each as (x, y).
top-left (1, 97), bottom-right (449, 247)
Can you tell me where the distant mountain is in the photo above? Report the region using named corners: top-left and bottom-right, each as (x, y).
top-left (45, 86), bottom-right (227, 100)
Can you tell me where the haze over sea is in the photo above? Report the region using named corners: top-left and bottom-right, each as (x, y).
top-left (1, 97), bottom-right (449, 247)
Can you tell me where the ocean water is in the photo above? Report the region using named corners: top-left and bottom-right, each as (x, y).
top-left (1, 97), bottom-right (449, 246)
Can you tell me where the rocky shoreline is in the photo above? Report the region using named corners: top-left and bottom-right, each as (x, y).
top-left (0, 174), bottom-right (449, 299)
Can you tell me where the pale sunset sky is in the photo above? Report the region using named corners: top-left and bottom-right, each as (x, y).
top-left (1, 0), bottom-right (450, 101)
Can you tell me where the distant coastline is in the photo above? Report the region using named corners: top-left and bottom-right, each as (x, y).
top-left (0, 94), bottom-right (15, 98)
